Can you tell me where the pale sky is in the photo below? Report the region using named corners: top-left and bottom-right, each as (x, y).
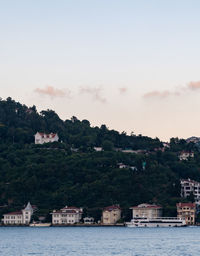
top-left (1, 0), bottom-right (200, 141)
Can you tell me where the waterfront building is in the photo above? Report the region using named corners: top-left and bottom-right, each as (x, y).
top-left (130, 203), bottom-right (162, 218)
top-left (176, 202), bottom-right (196, 225)
top-left (2, 202), bottom-right (33, 225)
top-left (102, 205), bottom-right (121, 224)
top-left (180, 178), bottom-right (200, 204)
top-left (51, 206), bottom-right (83, 225)
top-left (34, 132), bottom-right (59, 144)
top-left (83, 217), bottom-right (94, 224)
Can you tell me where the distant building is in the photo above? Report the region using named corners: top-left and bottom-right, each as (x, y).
top-left (180, 179), bottom-right (200, 204)
top-left (117, 163), bottom-right (138, 171)
top-left (102, 205), bottom-right (121, 224)
top-left (162, 142), bottom-right (170, 149)
top-left (51, 206), bottom-right (83, 225)
top-left (83, 217), bottom-right (94, 224)
top-left (130, 203), bottom-right (162, 219)
top-left (121, 149), bottom-right (147, 154)
top-left (34, 132), bottom-right (59, 144)
top-left (117, 163), bottom-right (129, 169)
top-left (176, 202), bottom-right (196, 225)
top-left (2, 202), bottom-right (34, 225)
top-left (94, 147), bottom-right (103, 152)
top-left (186, 137), bottom-right (200, 144)
top-left (179, 151), bottom-right (194, 161)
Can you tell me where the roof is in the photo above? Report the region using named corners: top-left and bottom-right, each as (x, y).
top-left (52, 210), bottom-right (79, 214)
top-left (35, 132), bottom-right (58, 139)
top-left (3, 211), bottom-right (22, 216)
top-left (130, 203), bottom-right (162, 209)
top-left (24, 202), bottom-right (33, 211)
top-left (180, 178), bottom-right (200, 185)
top-left (179, 151), bottom-right (194, 155)
top-left (103, 205), bottom-right (121, 211)
top-left (52, 206), bottom-right (83, 214)
top-left (176, 202), bottom-right (196, 208)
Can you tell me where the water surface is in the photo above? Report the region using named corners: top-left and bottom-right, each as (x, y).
top-left (0, 226), bottom-right (199, 256)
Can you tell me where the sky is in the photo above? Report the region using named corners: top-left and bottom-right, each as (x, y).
top-left (1, 0), bottom-right (200, 141)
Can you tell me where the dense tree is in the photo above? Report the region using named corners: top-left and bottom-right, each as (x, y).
top-left (0, 97), bottom-right (198, 220)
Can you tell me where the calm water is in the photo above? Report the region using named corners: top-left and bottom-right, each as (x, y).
top-left (0, 226), bottom-right (200, 256)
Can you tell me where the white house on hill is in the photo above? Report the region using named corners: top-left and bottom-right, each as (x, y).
top-left (2, 202), bottom-right (34, 225)
top-left (34, 132), bottom-right (59, 144)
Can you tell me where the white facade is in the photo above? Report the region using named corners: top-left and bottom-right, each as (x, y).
top-left (2, 202), bottom-right (33, 225)
top-left (83, 217), bottom-right (94, 224)
top-left (118, 163), bottom-right (129, 169)
top-left (94, 147), bottom-right (103, 152)
top-left (179, 151), bottom-right (194, 161)
top-left (181, 179), bottom-right (200, 204)
top-left (130, 203), bottom-right (162, 219)
top-left (126, 217), bottom-right (186, 227)
top-left (51, 206), bottom-right (83, 225)
top-left (34, 132), bottom-right (59, 144)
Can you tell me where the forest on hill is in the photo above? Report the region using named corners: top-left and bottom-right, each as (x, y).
top-left (0, 97), bottom-right (199, 221)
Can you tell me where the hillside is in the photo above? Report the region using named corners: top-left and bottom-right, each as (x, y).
top-left (0, 97), bottom-right (199, 221)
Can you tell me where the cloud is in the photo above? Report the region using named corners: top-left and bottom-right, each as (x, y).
top-left (187, 81), bottom-right (200, 90)
top-left (143, 90), bottom-right (180, 99)
top-left (79, 86), bottom-right (106, 103)
top-left (34, 86), bottom-right (70, 98)
top-left (119, 87), bottom-right (128, 94)
top-left (143, 80), bottom-right (200, 99)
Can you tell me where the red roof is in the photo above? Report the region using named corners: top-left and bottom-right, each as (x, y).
top-left (3, 211), bottom-right (22, 216)
top-left (130, 204), bottom-right (162, 209)
top-left (176, 202), bottom-right (196, 208)
top-left (38, 132), bottom-right (57, 138)
top-left (103, 205), bottom-right (121, 211)
top-left (53, 206), bottom-right (82, 214)
top-left (53, 210), bottom-right (79, 214)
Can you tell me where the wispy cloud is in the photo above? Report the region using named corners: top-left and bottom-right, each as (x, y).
top-left (143, 90), bottom-right (180, 99)
top-left (119, 87), bottom-right (128, 94)
top-left (34, 86), bottom-right (71, 99)
top-left (143, 80), bottom-right (200, 99)
top-left (187, 81), bottom-right (200, 90)
top-left (79, 86), bottom-right (106, 103)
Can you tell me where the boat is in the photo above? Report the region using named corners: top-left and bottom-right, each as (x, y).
top-left (126, 217), bottom-right (186, 227)
top-left (29, 222), bottom-right (51, 227)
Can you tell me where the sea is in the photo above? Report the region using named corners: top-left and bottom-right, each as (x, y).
top-left (0, 226), bottom-right (199, 256)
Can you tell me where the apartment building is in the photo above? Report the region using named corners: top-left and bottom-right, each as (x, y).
top-left (176, 202), bottom-right (196, 225)
top-left (102, 205), bottom-right (121, 224)
top-left (180, 179), bottom-right (200, 204)
top-left (130, 203), bottom-right (162, 218)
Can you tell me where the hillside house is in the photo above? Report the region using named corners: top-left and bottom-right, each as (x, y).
top-left (179, 151), bottom-right (194, 161)
top-left (94, 147), bottom-right (103, 152)
top-left (34, 132), bottom-right (59, 144)
top-left (180, 178), bottom-right (200, 204)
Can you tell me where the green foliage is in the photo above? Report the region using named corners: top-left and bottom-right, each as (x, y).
top-left (0, 97), bottom-right (199, 219)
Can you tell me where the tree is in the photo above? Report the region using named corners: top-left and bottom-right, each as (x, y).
top-left (102, 140), bottom-right (114, 151)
